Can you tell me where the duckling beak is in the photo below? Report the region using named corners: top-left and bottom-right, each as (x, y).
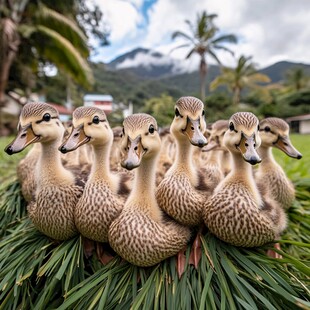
top-left (59, 124), bottom-right (90, 153)
top-left (4, 123), bottom-right (40, 155)
top-left (121, 135), bottom-right (145, 170)
top-left (237, 132), bottom-right (261, 165)
top-left (274, 136), bottom-right (302, 159)
top-left (182, 116), bottom-right (208, 148)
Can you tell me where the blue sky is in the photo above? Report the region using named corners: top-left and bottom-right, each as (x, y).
top-left (92, 0), bottom-right (310, 69)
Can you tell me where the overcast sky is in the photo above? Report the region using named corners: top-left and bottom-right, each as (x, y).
top-left (91, 0), bottom-right (310, 69)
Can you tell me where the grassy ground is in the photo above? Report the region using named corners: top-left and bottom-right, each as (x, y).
top-left (0, 134), bottom-right (309, 309)
top-left (272, 134), bottom-right (310, 180)
top-left (0, 136), bottom-right (30, 184)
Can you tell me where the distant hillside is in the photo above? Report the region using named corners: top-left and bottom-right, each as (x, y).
top-left (260, 61), bottom-right (310, 82)
top-left (91, 48), bottom-right (310, 108)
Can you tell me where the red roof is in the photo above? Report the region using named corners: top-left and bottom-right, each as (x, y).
top-left (48, 103), bottom-right (73, 115)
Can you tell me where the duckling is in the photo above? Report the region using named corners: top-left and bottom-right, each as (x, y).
top-left (156, 127), bottom-right (175, 185)
top-left (255, 117), bottom-right (302, 209)
top-left (5, 102), bottom-right (83, 240)
top-left (200, 120), bottom-right (229, 192)
top-left (15, 143), bottom-right (41, 202)
top-left (108, 113), bottom-right (191, 267)
top-left (203, 112), bottom-right (287, 247)
top-left (156, 96), bottom-right (208, 227)
top-left (59, 107), bottom-right (127, 243)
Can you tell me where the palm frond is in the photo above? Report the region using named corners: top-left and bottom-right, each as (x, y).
top-left (36, 4), bottom-right (89, 57)
top-left (211, 34), bottom-right (238, 45)
top-left (0, 179), bottom-right (27, 237)
top-left (34, 25), bottom-right (94, 88)
top-left (0, 175), bottom-right (309, 309)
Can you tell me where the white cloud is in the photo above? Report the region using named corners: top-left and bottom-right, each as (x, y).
top-left (116, 49), bottom-right (198, 74)
top-left (94, 0), bottom-right (143, 42)
top-left (92, 0), bottom-right (310, 68)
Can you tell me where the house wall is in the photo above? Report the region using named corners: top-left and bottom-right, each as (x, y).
top-left (300, 120), bottom-right (310, 134)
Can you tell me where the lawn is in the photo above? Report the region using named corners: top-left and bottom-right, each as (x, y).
top-left (0, 136), bottom-right (30, 184)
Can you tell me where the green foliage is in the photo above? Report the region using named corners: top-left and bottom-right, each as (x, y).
top-left (0, 136), bottom-right (309, 309)
top-left (0, 137), bottom-right (29, 184)
top-left (143, 94), bottom-right (175, 127)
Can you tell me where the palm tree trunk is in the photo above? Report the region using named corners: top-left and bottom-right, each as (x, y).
top-left (233, 87), bottom-right (241, 106)
top-left (199, 56), bottom-right (207, 102)
top-left (0, 18), bottom-right (20, 107)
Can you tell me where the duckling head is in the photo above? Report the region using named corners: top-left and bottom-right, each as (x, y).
top-left (5, 102), bottom-right (62, 155)
top-left (59, 107), bottom-right (112, 153)
top-left (203, 119), bottom-right (228, 152)
top-left (259, 117), bottom-right (302, 159)
top-left (224, 112), bottom-right (261, 165)
top-left (170, 96), bottom-right (207, 148)
top-left (120, 113), bottom-right (161, 170)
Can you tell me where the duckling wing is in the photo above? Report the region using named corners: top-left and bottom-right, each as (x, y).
top-left (156, 174), bottom-right (205, 226)
top-left (203, 184), bottom-right (276, 247)
top-left (28, 185), bottom-right (83, 240)
top-left (74, 182), bottom-right (123, 242)
top-left (108, 210), bottom-right (191, 267)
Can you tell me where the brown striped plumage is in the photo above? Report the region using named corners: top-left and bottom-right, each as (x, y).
top-left (20, 102), bottom-right (58, 119)
top-left (16, 102), bottom-right (82, 240)
top-left (256, 117), bottom-right (301, 209)
top-left (64, 107), bottom-right (125, 242)
top-left (156, 96), bottom-right (208, 226)
top-left (203, 112), bottom-right (286, 247)
top-left (108, 113), bottom-right (190, 267)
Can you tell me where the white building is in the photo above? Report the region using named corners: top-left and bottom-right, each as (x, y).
top-left (83, 94), bottom-right (113, 114)
top-left (286, 114), bottom-right (310, 134)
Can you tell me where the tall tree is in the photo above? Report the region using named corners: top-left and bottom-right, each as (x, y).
top-left (0, 0), bottom-right (107, 107)
top-left (210, 55), bottom-right (271, 105)
top-left (171, 10), bottom-right (237, 101)
top-left (285, 67), bottom-right (309, 91)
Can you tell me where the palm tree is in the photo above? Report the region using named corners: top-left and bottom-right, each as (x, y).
top-left (171, 10), bottom-right (237, 101)
top-left (285, 67), bottom-right (309, 91)
top-left (0, 0), bottom-right (94, 108)
top-left (210, 55), bottom-right (271, 105)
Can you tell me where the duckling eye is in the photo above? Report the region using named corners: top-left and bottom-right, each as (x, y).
top-left (175, 108), bottom-right (182, 117)
top-left (43, 113), bottom-right (51, 122)
top-left (92, 116), bottom-right (100, 124)
top-left (149, 124), bottom-right (155, 134)
top-left (229, 122), bottom-right (235, 131)
top-left (120, 127), bottom-right (125, 138)
top-left (202, 110), bottom-right (205, 116)
top-left (264, 126), bottom-right (270, 132)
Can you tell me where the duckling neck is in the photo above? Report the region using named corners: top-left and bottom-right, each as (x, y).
top-left (229, 152), bottom-right (262, 206)
top-left (90, 144), bottom-right (118, 191)
top-left (171, 139), bottom-right (196, 176)
top-left (257, 146), bottom-right (277, 165)
top-left (38, 140), bottom-right (75, 186)
top-left (207, 150), bottom-right (220, 164)
top-left (126, 156), bottom-right (162, 222)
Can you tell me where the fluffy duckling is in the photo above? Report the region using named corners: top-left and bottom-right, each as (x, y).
top-left (156, 96), bottom-right (208, 226)
top-left (5, 102), bottom-right (83, 240)
top-left (156, 127), bottom-right (174, 185)
top-left (59, 107), bottom-right (127, 243)
top-left (108, 113), bottom-right (191, 267)
top-left (203, 112), bottom-right (287, 247)
top-left (255, 117), bottom-right (302, 209)
top-left (15, 143), bottom-right (41, 202)
top-left (200, 120), bottom-right (229, 192)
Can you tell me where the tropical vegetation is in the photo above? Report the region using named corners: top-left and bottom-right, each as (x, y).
top-left (171, 10), bottom-right (237, 101)
top-left (0, 134), bottom-right (309, 308)
top-left (0, 0), bottom-right (108, 107)
top-left (210, 55), bottom-right (271, 105)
